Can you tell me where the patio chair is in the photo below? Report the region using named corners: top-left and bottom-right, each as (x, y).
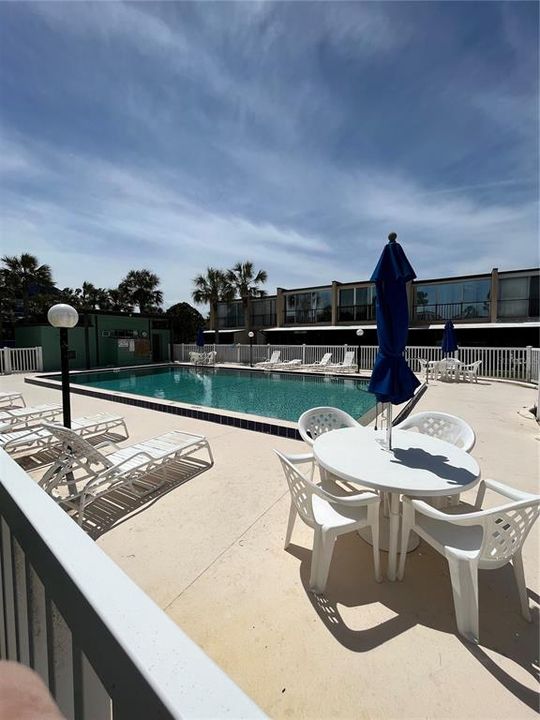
top-left (396, 411), bottom-right (475, 452)
top-left (438, 358), bottom-right (462, 382)
top-left (302, 353), bottom-right (333, 372)
top-left (255, 351), bottom-right (281, 368)
top-left (0, 404), bottom-right (62, 431)
top-left (39, 424), bottom-right (214, 525)
top-left (297, 407), bottom-right (361, 481)
top-left (418, 359), bottom-right (439, 382)
top-left (397, 479), bottom-right (540, 643)
top-left (324, 351), bottom-right (357, 374)
top-left (275, 450), bottom-right (382, 593)
top-left (0, 412), bottom-right (129, 457)
top-left (460, 360), bottom-right (482, 383)
top-left (0, 391), bottom-right (25, 408)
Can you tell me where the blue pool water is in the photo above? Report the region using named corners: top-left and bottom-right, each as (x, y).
top-left (70, 366), bottom-right (376, 423)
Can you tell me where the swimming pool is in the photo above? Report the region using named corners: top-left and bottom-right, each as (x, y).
top-left (68, 365), bottom-right (376, 423)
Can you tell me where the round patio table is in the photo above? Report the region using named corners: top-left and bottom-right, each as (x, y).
top-left (313, 427), bottom-right (481, 581)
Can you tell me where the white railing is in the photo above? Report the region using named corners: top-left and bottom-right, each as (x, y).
top-left (0, 450), bottom-right (264, 720)
top-left (0, 346), bottom-right (43, 374)
top-left (174, 343), bottom-right (539, 382)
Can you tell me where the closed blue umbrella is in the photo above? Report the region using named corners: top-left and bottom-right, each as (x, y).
top-left (368, 233), bottom-right (420, 449)
top-left (441, 320), bottom-right (458, 356)
top-left (196, 327), bottom-right (205, 348)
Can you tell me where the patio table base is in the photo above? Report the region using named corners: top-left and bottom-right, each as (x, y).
top-left (357, 504), bottom-right (419, 553)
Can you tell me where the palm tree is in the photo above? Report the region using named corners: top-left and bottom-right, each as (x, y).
top-left (118, 270), bottom-right (163, 313)
top-left (1, 253), bottom-right (54, 318)
top-left (107, 288), bottom-right (133, 313)
top-left (192, 268), bottom-right (234, 344)
top-left (226, 261), bottom-right (267, 334)
top-left (76, 282), bottom-right (111, 310)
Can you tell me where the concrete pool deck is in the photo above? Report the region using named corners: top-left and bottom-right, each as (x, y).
top-left (1, 371), bottom-right (539, 719)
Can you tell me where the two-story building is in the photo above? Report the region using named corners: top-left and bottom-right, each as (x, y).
top-left (208, 267), bottom-right (539, 347)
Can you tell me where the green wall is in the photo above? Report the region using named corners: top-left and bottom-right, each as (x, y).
top-left (15, 314), bottom-right (171, 372)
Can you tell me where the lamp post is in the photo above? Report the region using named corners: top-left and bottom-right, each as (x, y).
top-left (356, 328), bottom-right (364, 374)
top-left (48, 304), bottom-right (79, 428)
top-left (248, 331), bottom-right (255, 367)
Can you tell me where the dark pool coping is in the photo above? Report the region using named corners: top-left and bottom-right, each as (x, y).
top-left (26, 364), bottom-right (422, 439)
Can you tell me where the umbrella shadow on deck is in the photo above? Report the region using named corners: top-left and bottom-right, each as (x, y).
top-left (287, 530), bottom-right (539, 711)
top-left (78, 456), bottom-right (212, 540)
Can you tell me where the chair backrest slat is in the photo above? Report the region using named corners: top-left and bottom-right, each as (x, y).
top-left (397, 411), bottom-right (475, 452)
top-left (480, 502), bottom-right (540, 564)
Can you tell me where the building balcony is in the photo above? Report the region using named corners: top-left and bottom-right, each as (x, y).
top-left (412, 301), bottom-right (491, 323)
top-left (283, 309), bottom-right (332, 325)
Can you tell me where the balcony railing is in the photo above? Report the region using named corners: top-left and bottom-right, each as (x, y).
top-left (337, 304), bottom-right (376, 322)
top-left (0, 450), bottom-right (264, 720)
top-left (283, 309), bottom-right (332, 325)
top-left (413, 301), bottom-right (490, 322)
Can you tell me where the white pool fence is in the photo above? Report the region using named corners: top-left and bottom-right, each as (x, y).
top-left (174, 343), bottom-right (540, 383)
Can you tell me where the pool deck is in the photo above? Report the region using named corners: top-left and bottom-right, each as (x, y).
top-left (1, 370), bottom-right (539, 719)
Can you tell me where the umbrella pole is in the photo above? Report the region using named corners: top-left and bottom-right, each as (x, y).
top-left (386, 403), bottom-right (392, 451)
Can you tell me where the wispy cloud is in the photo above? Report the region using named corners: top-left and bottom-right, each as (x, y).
top-left (0, 1), bottom-right (538, 305)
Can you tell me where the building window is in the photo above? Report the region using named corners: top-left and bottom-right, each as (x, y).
top-left (217, 302), bottom-right (245, 328)
top-left (285, 290), bottom-right (332, 324)
top-left (338, 286), bottom-right (375, 321)
top-left (498, 275), bottom-right (539, 318)
top-left (414, 279), bottom-right (490, 321)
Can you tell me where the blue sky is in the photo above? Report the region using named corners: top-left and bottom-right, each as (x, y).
top-left (1, 1), bottom-right (538, 307)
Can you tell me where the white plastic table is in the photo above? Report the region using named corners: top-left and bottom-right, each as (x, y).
top-left (313, 427), bottom-right (481, 580)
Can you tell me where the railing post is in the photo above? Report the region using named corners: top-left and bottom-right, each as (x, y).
top-left (302, 344), bottom-right (306, 364)
top-left (237, 345), bottom-right (241, 364)
top-left (526, 345), bottom-right (532, 382)
top-left (36, 346), bottom-right (44, 371)
top-left (4, 347), bottom-right (12, 374)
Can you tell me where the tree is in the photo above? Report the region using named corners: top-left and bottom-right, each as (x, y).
top-left (1, 253), bottom-right (54, 318)
top-left (107, 288), bottom-right (133, 313)
top-left (76, 282), bottom-right (111, 311)
top-left (192, 268), bottom-right (234, 344)
top-left (118, 270), bottom-right (163, 313)
top-left (226, 261), bottom-right (267, 334)
top-left (166, 302), bottom-right (205, 343)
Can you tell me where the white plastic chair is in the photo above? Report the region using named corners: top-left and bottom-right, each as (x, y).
top-left (461, 360), bottom-right (482, 383)
top-left (255, 351), bottom-right (281, 368)
top-left (275, 451), bottom-right (382, 592)
top-left (298, 406), bottom-right (360, 446)
top-left (418, 359), bottom-right (438, 382)
top-left (396, 411), bottom-right (475, 452)
top-left (303, 353), bottom-right (332, 371)
top-left (397, 479), bottom-right (540, 643)
top-left (324, 351), bottom-right (357, 374)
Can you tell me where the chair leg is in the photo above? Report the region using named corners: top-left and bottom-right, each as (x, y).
top-left (446, 553), bottom-right (479, 643)
top-left (512, 551), bottom-right (531, 622)
top-left (284, 502), bottom-right (297, 549)
top-left (310, 529), bottom-right (335, 594)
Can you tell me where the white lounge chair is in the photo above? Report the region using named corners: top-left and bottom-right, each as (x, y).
top-left (302, 353), bottom-right (333, 372)
top-left (0, 391), bottom-right (25, 408)
top-left (272, 359), bottom-right (303, 371)
top-left (275, 451), bottom-right (381, 593)
top-left (398, 479), bottom-right (540, 643)
top-left (324, 351), bottom-right (357, 374)
top-left (255, 351), bottom-right (281, 369)
top-left (0, 404), bottom-right (62, 430)
top-left (40, 424), bottom-right (214, 525)
top-left (0, 412), bottom-right (129, 457)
